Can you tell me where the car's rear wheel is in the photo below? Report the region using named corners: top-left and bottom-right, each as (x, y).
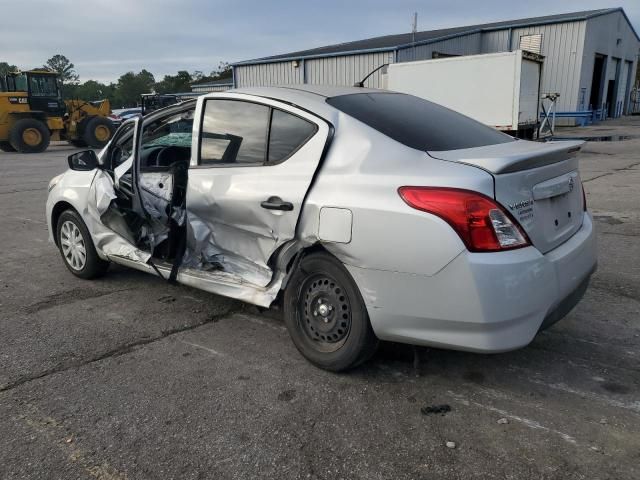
top-left (56, 209), bottom-right (109, 279)
top-left (284, 252), bottom-right (378, 371)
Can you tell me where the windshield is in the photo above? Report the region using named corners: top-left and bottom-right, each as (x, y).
top-left (141, 109), bottom-right (194, 149)
top-left (11, 73), bottom-right (28, 92)
top-left (28, 75), bottom-right (59, 97)
top-left (326, 92), bottom-right (514, 151)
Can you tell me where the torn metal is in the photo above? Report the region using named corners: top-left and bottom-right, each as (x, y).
top-left (86, 170), bottom-right (151, 263)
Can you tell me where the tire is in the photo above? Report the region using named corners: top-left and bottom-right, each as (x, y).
top-left (284, 252), bottom-right (379, 371)
top-left (0, 141), bottom-right (16, 152)
top-left (56, 209), bottom-right (109, 279)
top-left (9, 118), bottom-right (50, 153)
top-left (82, 116), bottom-right (114, 148)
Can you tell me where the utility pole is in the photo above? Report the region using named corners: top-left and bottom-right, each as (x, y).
top-left (412, 12), bottom-right (418, 61)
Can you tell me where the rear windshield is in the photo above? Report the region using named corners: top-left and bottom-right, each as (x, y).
top-left (326, 92), bottom-right (514, 151)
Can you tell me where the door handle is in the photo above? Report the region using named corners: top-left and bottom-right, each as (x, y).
top-left (261, 196), bottom-right (294, 211)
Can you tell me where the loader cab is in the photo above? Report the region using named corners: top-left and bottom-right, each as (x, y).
top-left (5, 70), bottom-right (66, 117)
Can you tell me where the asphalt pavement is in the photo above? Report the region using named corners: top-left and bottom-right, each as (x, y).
top-left (1, 118), bottom-right (639, 479)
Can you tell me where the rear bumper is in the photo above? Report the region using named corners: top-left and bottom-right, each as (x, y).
top-left (346, 213), bottom-right (597, 353)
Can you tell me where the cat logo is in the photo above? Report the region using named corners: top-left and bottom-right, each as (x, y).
top-left (8, 97), bottom-right (29, 105)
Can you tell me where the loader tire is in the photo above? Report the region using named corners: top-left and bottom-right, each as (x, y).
top-left (0, 141), bottom-right (16, 152)
top-left (9, 118), bottom-right (50, 153)
top-left (82, 116), bottom-right (114, 148)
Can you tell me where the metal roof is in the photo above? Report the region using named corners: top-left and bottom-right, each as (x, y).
top-left (234, 8), bottom-right (636, 66)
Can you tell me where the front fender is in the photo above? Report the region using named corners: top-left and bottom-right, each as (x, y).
top-left (46, 169), bottom-right (98, 243)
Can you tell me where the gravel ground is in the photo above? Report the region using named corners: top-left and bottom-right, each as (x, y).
top-left (1, 118), bottom-right (639, 479)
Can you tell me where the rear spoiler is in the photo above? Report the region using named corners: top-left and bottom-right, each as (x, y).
top-left (428, 140), bottom-right (584, 174)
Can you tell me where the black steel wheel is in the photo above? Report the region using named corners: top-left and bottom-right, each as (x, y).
top-left (284, 252), bottom-right (378, 371)
top-left (299, 273), bottom-right (353, 352)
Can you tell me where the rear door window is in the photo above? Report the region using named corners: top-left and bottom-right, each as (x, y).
top-left (326, 92), bottom-right (514, 151)
top-left (199, 100), bottom-right (270, 165)
top-left (267, 109), bottom-right (317, 163)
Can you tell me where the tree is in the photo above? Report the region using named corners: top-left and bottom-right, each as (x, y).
top-left (154, 70), bottom-right (193, 94)
top-left (210, 61), bottom-right (232, 80)
top-left (0, 62), bottom-right (18, 76)
top-left (113, 69), bottom-right (155, 107)
top-left (64, 80), bottom-right (116, 102)
top-left (44, 54), bottom-right (79, 84)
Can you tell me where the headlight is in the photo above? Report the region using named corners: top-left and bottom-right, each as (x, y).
top-left (48, 174), bottom-right (64, 192)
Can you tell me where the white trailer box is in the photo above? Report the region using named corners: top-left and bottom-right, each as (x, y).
top-left (383, 50), bottom-right (543, 137)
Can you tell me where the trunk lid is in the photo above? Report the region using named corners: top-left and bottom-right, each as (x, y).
top-left (429, 140), bottom-right (585, 253)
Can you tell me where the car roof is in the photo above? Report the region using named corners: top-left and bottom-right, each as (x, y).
top-left (206, 85), bottom-right (386, 120)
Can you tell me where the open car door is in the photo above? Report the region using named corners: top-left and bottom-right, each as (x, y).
top-left (85, 116), bottom-right (154, 264)
top-left (185, 94), bottom-right (331, 288)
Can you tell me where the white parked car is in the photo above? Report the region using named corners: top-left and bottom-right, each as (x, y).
top-left (46, 86), bottom-right (597, 371)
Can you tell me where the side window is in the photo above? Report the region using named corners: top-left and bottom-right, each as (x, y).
top-left (200, 100), bottom-right (269, 165)
top-left (139, 107), bottom-right (194, 168)
top-left (268, 109), bottom-right (317, 163)
top-left (107, 122), bottom-right (135, 169)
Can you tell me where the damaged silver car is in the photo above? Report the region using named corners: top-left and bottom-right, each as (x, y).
top-left (46, 86), bottom-right (597, 371)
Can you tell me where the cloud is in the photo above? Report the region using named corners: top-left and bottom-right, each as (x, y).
top-left (2, 0), bottom-right (638, 83)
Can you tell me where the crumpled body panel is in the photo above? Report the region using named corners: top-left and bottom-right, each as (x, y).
top-left (87, 170), bottom-right (151, 263)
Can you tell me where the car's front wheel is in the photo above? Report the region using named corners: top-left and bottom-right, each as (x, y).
top-left (284, 252), bottom-right (378, 371)
top-left (56, 209), bottom-right (109, 279)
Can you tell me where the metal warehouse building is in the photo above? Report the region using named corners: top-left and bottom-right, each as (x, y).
top-left (231, 8), bottom-right (639, 124)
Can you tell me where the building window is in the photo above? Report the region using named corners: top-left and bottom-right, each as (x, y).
top-left (519, 34), bottom-right (542, 54)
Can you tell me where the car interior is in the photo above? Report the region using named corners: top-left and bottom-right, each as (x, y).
top-left (100, 104), bottom-right (195, 264)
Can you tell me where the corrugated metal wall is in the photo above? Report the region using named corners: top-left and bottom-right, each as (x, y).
top-left (396, 33), bottom-right (482, 62)
top-left (235, 52), bottom-right (392, 88)
top-left (234, 60), bottom-right (304, 87)
top-left (305, 51), bottom-right (393, 88)
top-left (234, 12), bottom-right (639, 124)
top-left (480, 30), bottom-right (510, 53)
top-left (508, 21), bottom-right (587, 114)
top-left (192, 85), bottom-right (232, 93)
top-left (580, 10), bottom-right (640, 115)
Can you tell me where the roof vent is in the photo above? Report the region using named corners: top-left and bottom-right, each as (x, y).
top-left (520, 34), bottom-right (542, 54)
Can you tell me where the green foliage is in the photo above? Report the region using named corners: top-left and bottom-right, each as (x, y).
top-left (0, 62), bottom-right (18, 76)
top-left (6, 53), bottom-right (234, 106)
top-left (155, 70), bottom-right (193, 94)
top-left (113, 69), bottom-right (156, 107)
top-left (44, 54), bottom-right (79, 84)
top-left (211, 61), bottom-right (232, 80)
top-left (64, 80), bottom-right (117, 103)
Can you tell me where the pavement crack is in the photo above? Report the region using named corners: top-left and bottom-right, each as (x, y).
top-left (23, 287), bottom-right (131, 314)
top-left (0, 305), bottom-right (245, 394)
top-left (612, 161), bottom-right (640, 172)
top-left (582, 172), bottom-right (612, 183)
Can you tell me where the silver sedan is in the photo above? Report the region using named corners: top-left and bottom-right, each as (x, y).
top-left (46, 86), bottom-right (597, 371)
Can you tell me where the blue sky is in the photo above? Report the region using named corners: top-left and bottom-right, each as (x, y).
top-left (2, 0), bottom-right (638, 83)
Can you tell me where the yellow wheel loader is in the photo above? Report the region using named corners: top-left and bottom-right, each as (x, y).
top-left (0, 69), bottom-right (115, 153)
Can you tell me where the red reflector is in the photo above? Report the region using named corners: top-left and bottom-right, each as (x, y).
top-left (398, 187), bottom-right (530, 252)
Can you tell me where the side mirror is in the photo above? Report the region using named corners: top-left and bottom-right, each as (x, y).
top-left (68, 150), bottom-right (99, 171)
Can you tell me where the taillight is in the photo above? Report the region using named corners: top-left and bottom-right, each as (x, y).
top-left (582, 183), bottom-right (587, 211)
top-left (398, 187), bottom-right (530, 252)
